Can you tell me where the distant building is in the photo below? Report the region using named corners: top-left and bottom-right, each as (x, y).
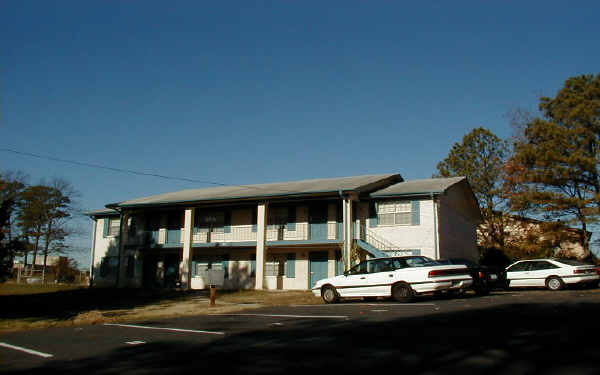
top-left (87, 174), bottom-right (482, 290)
top-left (478, 213), bottom-right (591, 259)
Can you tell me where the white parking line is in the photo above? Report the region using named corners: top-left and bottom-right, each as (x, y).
top-left (291, 303), bottom-right (437, 307)
top-left (209, 313), bottom-right (348, 319)
top-left (0, 342), bottom-right (54, 358)
top-left (125, 341), bottom-right (146, 345)
top-left (104, 323), bottom-right (225, 335)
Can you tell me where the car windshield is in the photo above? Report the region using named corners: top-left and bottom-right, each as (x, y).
top-left (553, 259), bottom-right (592, 267)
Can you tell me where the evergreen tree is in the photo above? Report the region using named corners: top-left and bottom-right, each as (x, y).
top-left (505, 74), bottom-right (600, 255)
top-left (435, 127), bottom-right (510, 251)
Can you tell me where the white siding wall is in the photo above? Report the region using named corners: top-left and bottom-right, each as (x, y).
top-left (368, 199), bottom-right (437, 259)
top-left (92, 217), bottom-right (120, 287)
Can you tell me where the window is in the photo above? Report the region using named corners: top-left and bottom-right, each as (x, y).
top-left (193, 255), bottom-right (228, 279)
top-left (530, 261), bottom-right (559, 271)
top-left (378, 201), bottom-right (411, 226)
top-left (108, 217), bottom-right (120, 236)
top-left (507, 262), bottom-right (531, 272)
top-left (268, 207), bottom-right (288, 230)
top-left (194, 211), bottom-right (224, 233)
top-left (266, 254), bottom-right (286, 276)
top-left (348, 261), bottom-right (368, 275)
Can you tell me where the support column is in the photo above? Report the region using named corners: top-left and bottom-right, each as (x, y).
top-left (181, 207), bottom-right (195, 290)
top-left (343, 198), bottom-right (354, 271)
top-left (255, 203), bottom-right (268, 289)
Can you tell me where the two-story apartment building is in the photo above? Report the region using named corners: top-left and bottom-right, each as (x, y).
top-left (87, 174), bottom-right (481, 290)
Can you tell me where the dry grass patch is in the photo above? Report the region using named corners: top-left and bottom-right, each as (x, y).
top-left (0, 286), bottom-right (322, 333)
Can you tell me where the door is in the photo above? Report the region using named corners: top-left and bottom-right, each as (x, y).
top-left (309, 251), bottom-right (329, 288)
top-left (309, 205), bottom-right (328, 240)
top-left (528, 260), bottom-right (560, 287)
top-left (506, 261), bottom-right (532, 287)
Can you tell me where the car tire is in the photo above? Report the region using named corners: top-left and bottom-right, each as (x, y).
top-left (321, 285), bottom-right (338, 304)
top-left (546, 276), bottom-right (564, 291)
top-left (392, 283), bottom-right (414, 303)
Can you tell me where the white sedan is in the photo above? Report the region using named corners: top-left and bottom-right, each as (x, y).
top-left (312, 256), bottom-right (473, 303)
top-left (505, 258), bottom-right (599, 291)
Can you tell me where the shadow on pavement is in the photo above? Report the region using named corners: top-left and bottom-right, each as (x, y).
top-left (5, 298), bottom-right (600, 374)
top-left (0, 288), bottom-right (209, 321)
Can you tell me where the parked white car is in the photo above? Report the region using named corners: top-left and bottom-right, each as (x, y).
top-left (312, 256), bottom-right (473, 303)
top-left (505, 258), bottom-right (599, 291)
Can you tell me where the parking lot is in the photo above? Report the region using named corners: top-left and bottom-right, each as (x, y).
top-left (2, 288), bottom-right (600, 375)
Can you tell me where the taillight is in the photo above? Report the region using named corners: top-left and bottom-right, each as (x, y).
top-left (574, 269), bottom-right (586, 274)
top-left (428, 270), bottom-right (445, 277)
top-left (428, 268), bottom-right (469, 277)
top-left (478, 271), bottom-right (485, 279)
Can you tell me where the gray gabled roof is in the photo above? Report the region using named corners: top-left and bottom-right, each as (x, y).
top-left (110, 173), bottom-right (403, 209)
top-left (370, 177), bottom-right (467, 198)
top-left (85, 208), bottom-right (120, 217)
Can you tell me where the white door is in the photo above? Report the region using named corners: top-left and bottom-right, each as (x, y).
top-left (506, 261), bottom-right (533, 287)
top-left (335, 261), bottom-right (372, 297)
top-left (528, 260), bottom-right (560, 287)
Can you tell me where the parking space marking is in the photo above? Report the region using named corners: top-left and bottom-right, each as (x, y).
top-left (209, 313), bottom-right (348, 319)
top-left (0, 342), bottom-right (54, 358)
top-left (104, 323), bottom-right (225, 335)
top-left (291, 303), bottom-right (437, 307)
top-left (125, 341), bottom-right (147, 345)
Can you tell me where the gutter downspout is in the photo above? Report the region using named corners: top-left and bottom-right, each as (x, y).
top-left (89, 219), bottom-right (97, 288)
top-left (431, 192), bottom-right (439, 259)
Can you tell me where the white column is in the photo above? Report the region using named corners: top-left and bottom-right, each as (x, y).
top-left (255, 203), bottom-right (268, 289)
top-left (343, 198), bottom-right (354, 271)
top-left (181, 207), bottom-right (195, 290)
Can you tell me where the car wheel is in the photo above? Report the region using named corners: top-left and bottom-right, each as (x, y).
top-left (321, 285), bottom-right (338, 304)
top-left (546, 276), bottom-right (564, 291)
top-left (392, 283), bottom-right (414, 303)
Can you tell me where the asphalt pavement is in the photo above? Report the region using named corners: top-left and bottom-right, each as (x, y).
top-left (2, 289), bottom-right (600, 374)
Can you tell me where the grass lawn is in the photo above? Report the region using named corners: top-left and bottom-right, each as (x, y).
top-left (0, 282), bottom-right (322, 333)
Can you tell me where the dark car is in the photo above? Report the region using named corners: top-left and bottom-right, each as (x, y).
top-left (437, 258), bottom-right (507, 295)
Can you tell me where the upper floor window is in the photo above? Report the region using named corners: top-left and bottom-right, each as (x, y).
top-left (108, 217), bottom-right (120, 236)
top-left (378, 201), bottom-right (411, 226)
top-left (195, 211), bottom-right (225, 233)
top-left (268, 207), bottom-right (288, 229)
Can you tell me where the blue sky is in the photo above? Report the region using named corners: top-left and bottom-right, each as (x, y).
top-left (2, 1), bottom-right (599, 266)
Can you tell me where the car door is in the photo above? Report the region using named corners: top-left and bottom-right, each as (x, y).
top-left (366, 259), bottom-right (397, 296)
top-left (334, 261), bottom-right (371, 297)
top-left (506, 261), bottom-right (532, 287)
top-left (528, 261), bottom-right (560, 287)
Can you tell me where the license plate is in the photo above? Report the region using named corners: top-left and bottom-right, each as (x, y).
top-left (490, 274), bottom-right (498, 280)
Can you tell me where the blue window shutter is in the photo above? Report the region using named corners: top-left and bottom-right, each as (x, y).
top-left (286, 207), bottom-right (296, 231)
top-left (411, 200), bottom-right (420, 225)
top-left (251, 208), bottom-right (257, 232)
top-left (222, 254), bottom-right (230, 279)
top-left (224, 211), bottom-right (231, 233)
top-left (103, 218), bottom-right (110, 237)
top-left (369, 202), bottom-right (378, 227)
top-left (286, 253), bottom-right (296, 278)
